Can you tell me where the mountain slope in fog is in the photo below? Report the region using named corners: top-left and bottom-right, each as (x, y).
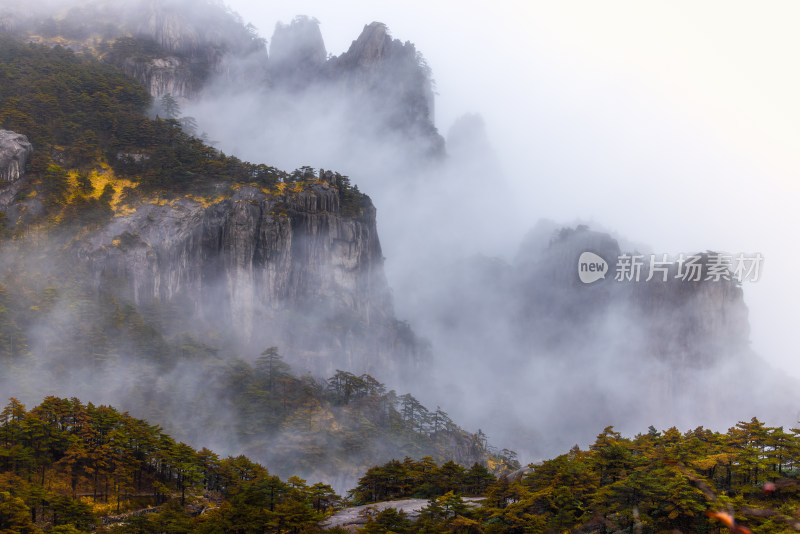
top-left (0, 0), bottom-right (443, 168)
top-left (2, 0), bottom-right (797, 472)
top-left (408, 223), bottom-right (798, 459)
top-left (0, 30), bottom-right (506, 491)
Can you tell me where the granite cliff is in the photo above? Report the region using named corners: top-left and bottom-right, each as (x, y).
top-left (3, 0), bottom-right (268, 101)
top-left (268, 15), bottom-right (327, 90)
top-left (78, 173), bottom-right (424, 376)
top-left (511, 225), bottom-right (750, 366)
top-left (0, 155), bottom-right (425, 377)
top-left (0, 129), bottom-right (32, 184)
top-left (405, 222), bottom-right (759, 444)
top-left (327, 21), bottom-right (442, 156)
top-left (0, 22), bottom-right (429, 381)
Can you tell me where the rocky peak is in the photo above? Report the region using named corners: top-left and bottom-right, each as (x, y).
top-left (133, 0), bottom-right (255, 56)
top-left (269, 16), bottom-right (326, 89)
top-left (629, 252), bottom-right (750, 368)
top-left (333, 21), bottom-right (422, 86)
top-left (329, 22), bottom-right (444, 157)
top-left (338, 22), bottom-right (392, 69)
top-left (446, 114), bottom-right (491, 156)
top-left (0, 130), bottom-right (33, 184)
top-left (137, 0), bottom-right (202, 54)
top-left (515, 226), bottom-right (750, 366)
top-left (100, 0), bottom-right (269, 100)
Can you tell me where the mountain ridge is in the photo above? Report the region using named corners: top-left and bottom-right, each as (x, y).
top-left (1, 0), bottom-right (794, 479)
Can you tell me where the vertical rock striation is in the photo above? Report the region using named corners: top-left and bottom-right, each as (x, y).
top-left (118, 56), bottom-right (196, 100)
top-left (268, 16), bottom-right (327, 90)
top-left (0, 130), bottom-right (33, 184)
top-left (79, 179), bottom-right (422, 377)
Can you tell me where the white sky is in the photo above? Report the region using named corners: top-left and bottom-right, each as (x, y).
top-left (225, 0), bottom-right (800, 378)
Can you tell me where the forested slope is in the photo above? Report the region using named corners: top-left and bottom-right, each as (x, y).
top-left (0, 32), bottom-right (505, 489)
top-left (4, 400), bottom-right (794, 533)
top-left (336, 421), bottom-right (800, 533)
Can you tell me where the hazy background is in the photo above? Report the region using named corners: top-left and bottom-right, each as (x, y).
top-left (3, 0), bottom-right (797, 469)
top-left (224, 0), bottom-right (800, 383)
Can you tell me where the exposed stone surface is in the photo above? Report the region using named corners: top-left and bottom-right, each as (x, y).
top-left (327, 22), bottom-right (444, 158)
top-left (324, 498), bottom-right (484, 530)
top-left (128, 0), bottom-right (270, 97)
top-left (0, 130), bottom-right (33, 184)
top-left (110, 12), bottom-right (444, 158)
top-left (269, 16), bottom-right (327, 89)
top-left (78, 181), bottom-right (424, 376)
top-left (119, 56), bottom-right (195, 99)
top-left (409, 223), bottom-right (756, 436)
top-left (135, 1), bottom-right (208, 55)
top-left (336, 22), bottom-right (394, 70)
top-left (61, 0), bottom-right (269, 101)
top-left (0, 11), bottom-right (19, 33)
top-left (513, 225), bottom-right (750, 366)
top-left (12, 3), bottom-right (442, 161)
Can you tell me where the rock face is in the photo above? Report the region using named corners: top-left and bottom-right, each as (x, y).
top-left (65, 0), bottom-right (270, 101)
top-left (268, 16), bottom-right (327, 89)
top-left (0, 11), bottom-right (19, 33)
top-left (327, 22), bottom-right (444, 157)
top-left (15, 3), bottom-right (443, 161)
top-left (513, 225), bottom-right (750, 366)
top-left (628, 256), bottom-right (750, 368)
top-left (324, 498), bottom-right (484, 530)
top-left (79, 178), bottom-right (424, 377)
top-left (262, 19), bottom-right (444, 158)
top-left (125, 0), bottom-right (269, 99)
top-left (408, 223), bottom-right (756, 444)
top-left (0, 130), bottom-right (33, 184)
top-left (112, 13), bottom-right (443, 157)
top-left (4, 1), bottom-right (268, 102)
top-left (119, 56), bottom-right (196, 99)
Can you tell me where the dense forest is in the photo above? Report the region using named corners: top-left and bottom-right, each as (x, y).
top-left (334, 421), bottom-right (800, 533)
top-left (0, 33), bottom-right (367, 231)
top-left (0, 396), bottom-right (339, 532)
top-left (3, 400), bottom-right (800, 533)
top-left (0, 396), bottom-right (498, 533)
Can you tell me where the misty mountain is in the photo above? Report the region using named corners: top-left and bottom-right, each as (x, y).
top-left (406, 223), bottom-right (798, 458)
top-left (0, 27), bottom-right (497, 491)
top-left (0, 16), bottom-right (427, 379)
top-left (0, 0), bottom-right (268, 99)
top-left (0, 0), bottom-right (443, 169)
top-left (1, 0), bottom-right (798, 484)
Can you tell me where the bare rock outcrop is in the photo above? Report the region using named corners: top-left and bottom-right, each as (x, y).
top-left (0, 130), bottom-right (33, 184)
top-left (510, 225), bottom-right (751, 368)
top-left (324, 498), bottom-right (484, 530)
top-left (78, 179), bottom-right (425, 377)
top-left (268, 16), bottom-right (327, 89)
top-left (328, 22), bottom-right (444, 157)
top-left (119, 55), bottom-right (196, 99)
